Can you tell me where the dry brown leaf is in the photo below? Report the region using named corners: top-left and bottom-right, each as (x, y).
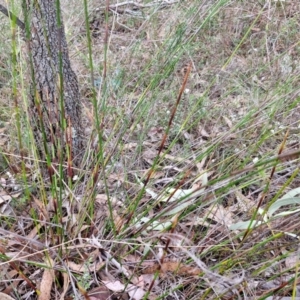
top-left (0, 193), bottom-right (11, 203)
top-left (127, 284), bottom-right (145, 300)
top-left (88, 286), bottom-right (111, 300)
top-left (103, 280), bottom-right (145, 300)
top-left (38, 259), bottom-right (55, 300)
top-left (0, 293), bottom-right (15, 300)
top-left (102, 280), bottom-right (124, 292)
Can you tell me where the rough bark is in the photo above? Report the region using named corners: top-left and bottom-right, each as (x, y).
top-left (22, 1), bottom-right (85, 173)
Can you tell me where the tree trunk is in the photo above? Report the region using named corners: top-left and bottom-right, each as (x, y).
top-left (22, 1), bottom-right (85, 176)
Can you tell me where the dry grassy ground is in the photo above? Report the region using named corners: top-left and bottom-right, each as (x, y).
top-left (1, 0), bottom-right (300, 299)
